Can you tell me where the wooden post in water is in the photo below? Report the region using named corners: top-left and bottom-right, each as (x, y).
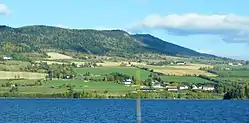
top-left (136, 71), bottom-right (141, 123)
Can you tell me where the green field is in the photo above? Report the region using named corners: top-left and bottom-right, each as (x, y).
top-left (43, 80), bottom-right (134, 94)
top-left (75, 67), bottom-right (152, 80)
top-left (214, 70), bottom-right (249, 77)
top-left (0, 80), bottom-right (134, 94)
top-left (212, 77), bottom-right (249, 83)
top-left (160, 76), bottom-right (214, 84)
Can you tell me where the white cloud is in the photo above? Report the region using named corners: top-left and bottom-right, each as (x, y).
top-left (55, 24), bottom-right (68, 28)
top-left (0, 4), bottom-right (10, 15)
top-left (131, 13), bottom-right (249, 43)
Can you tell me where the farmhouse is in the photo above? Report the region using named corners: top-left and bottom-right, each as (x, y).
top-left (153, 84), bottom-right (164, 89)
top-left (176, 61), bottom-right (186, 65)
top-left (191, 85), bottom-right (199, 90)
top-left (122, 79), bottom-right (132, 85)
top-left (179, 85), bottom-right (189, 90)
top-left (202, 86), bottom-right (215, 91)
top-left (2, 56), bottom-right (12, 60)
top-left (228, 62), bottom-right (243, 66)
top-left (166, 86), bottom-right (178, 91)
top-left (139, 88), bottom-right (156, 92)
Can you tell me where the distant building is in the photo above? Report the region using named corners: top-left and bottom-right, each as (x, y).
top-left (191, 85), bottom-right (199, 90)
top-left (238, 63), bottom-right (242, 66)
top-left (176, 61), bottom-right (186, 65)
top-left (123, 79), bottom-right (132, 85)
top-left (153, 84), bottom-right (164, 89)
top-left (11, 84), bottom-right (16, 87)
top-left (139, 88), bottom-right (156, 92)
top-left (3, 56), bottom-right (12, 60)
top-left (166, 86), bottom-right (178, 91)
top-left (228, 62), bottom-right (243, 66)
top-left (202, 86), bottom-right (215, 91)
top-left (179, 85), bottom-right (189, 90)
top-left (126, 64), bottom-right (132, 67)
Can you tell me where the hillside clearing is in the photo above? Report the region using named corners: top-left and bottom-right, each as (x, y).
top-left (46, 52), bottom-right (73, 60)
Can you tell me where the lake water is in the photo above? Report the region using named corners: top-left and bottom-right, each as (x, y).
top-left (0, 99), bottom-right (249, 123)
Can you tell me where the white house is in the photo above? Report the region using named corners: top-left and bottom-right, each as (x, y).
top-left (166, 86), bottom-right (178, 91)
top-left (176, 61), bottom-right (186, 65)
top-left (228, 63), bottom-right (233, 66)
top-left (202, 86), bottom-right (215, 91)
top-left (123, 79), bottom-right (132, 85)
top-left (3, 56), bottom-right (12, 60)
top-left (179, 85), bottom-right (189, 90)
top-left (191, 85), bottom-right (199, 90)
top-left (153, 84), bottom-right (164, 89)
top-left (11, 84), bottom-right (16, 87)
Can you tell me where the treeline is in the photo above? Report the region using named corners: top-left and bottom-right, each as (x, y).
top-left (0, 91), bottom-right (222, 99)
top-left (223, 83), bottom-right (249, 99)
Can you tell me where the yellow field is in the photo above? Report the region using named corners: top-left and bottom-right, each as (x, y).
top-left (46, 52), bottom-right (73, 60)
top-left (0, 71), bottom-right (47, 79)
top-left (167, 64), bottom-right (213, 70)
top-left (141, 63), bottom-right (216, 77)
top-left (154, 69), bottom-right (217, 77)
top-left (97, 61), bottom-right (146, 67)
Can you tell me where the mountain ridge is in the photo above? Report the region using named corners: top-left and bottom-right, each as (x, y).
top-left (0, 25), bottom-right (217, 58)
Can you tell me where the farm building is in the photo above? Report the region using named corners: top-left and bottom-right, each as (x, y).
top-left (176, 61), bottom-right (186, 65)
top-left (179, 85), bottom-right (189, 90)
top-left (122, 79), bottom-right (132, 85)
top-left (2, 56), bottom-right (12, 60)
top-left (139, 88), bottom-right (156, 92)
top-left (166, 86), bottom-right (178, 91)
top-left (202, 86), bottom-right (215, 91)
top-left (153, 84), bottom-right (164, 89)
top-left (191, 85), bottom-right (199, 90)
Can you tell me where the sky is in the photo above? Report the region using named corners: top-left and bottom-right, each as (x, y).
top-left (1, 0), bottom-right (249, 60)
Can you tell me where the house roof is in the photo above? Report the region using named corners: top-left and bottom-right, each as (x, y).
top-left (167, 86), bottom-right (178, 89)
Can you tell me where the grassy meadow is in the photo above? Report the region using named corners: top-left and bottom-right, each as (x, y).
top-left (213, 70), bottom-right (249, 77)
top-left (44, 80), bottom-right (134, 94)
top-left (75, 67), bottom-right (152, 80)
top-left (160, 76), bottom-right (214, 84)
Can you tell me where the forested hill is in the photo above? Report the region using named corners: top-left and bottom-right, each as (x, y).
top-left (0, 25), bottom-right (215, 57)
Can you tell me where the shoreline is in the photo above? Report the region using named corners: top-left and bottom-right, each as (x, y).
top-left (0, 97), bottom-right (225, 100)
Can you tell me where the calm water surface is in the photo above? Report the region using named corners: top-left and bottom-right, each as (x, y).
top-left (0, 99), bottom-right (249, 123)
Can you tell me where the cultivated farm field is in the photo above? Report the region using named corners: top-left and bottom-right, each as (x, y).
top-left (75, 67), bottom-right (152, 80)
top-left (213, 70), bottom-right (249, 77)
top-left (154, 69), bottom-right (217, 77)
top-left (0, 71), bottom-right (47, 79)
top-left (212, 77), bottom-right (249, 83)
top-left (160, 76), bottom-right (214, 84)
top-left (138, 64), bottom-right (216, 77)
top-left (44, 80), bottom-right (134, 94)
top-left (97, 61), bottom-right (146, 67)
